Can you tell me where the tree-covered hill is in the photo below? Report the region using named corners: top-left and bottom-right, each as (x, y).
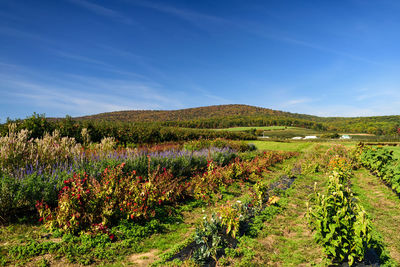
top-left (73, 104), bottom-right (318, 122)
top-left (4, 105), bottom-right (400, 138)
top-left (70, 104), bottom-right (400, 135)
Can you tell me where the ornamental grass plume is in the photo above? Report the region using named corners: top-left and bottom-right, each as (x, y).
top-left (0, 124), bottom-right (81, 174)
top-left (0, 123), bottom-right (34, 173)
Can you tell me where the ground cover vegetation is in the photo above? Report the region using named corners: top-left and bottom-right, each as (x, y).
top-left (0, 123), bottom-right (297, 266)
top-left (351, 169), bottom-right (400, 263)
top-left (2, 113), bottom-right (400, 266)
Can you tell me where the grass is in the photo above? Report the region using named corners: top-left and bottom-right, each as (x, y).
top-left (0, 200), bottom-right (208, 266)
top-left (249, 140), bottom-right (361, 154)
top-left (386, 145), bottom-right (400, 159)
top-left (215, 126), bottom-right (324, 139)
top-left (215, 126), bottom-right (296, 132)
top-left (352, 168), bottom-right (400, 264)
top-left (233, 158), bottom-right (329, 266)
top-left (248, 140), bottom-right (314, 152)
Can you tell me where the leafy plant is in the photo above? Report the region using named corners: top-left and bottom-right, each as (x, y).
top-left (192, 214), bottom-right (228, 265)
top-left (37, 163), bottom-right (185, 234)
top-left (217, 202), bottom-right (242, 238)
top-left (252, 181), bottom-right (269, 208)
top-left (358, 144), bottom-right (400, 194)
top-left (307, 159), bottom-right (372, 266)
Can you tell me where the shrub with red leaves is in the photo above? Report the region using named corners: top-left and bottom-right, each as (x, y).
top-left (36, 163), bottom-right (184, 234)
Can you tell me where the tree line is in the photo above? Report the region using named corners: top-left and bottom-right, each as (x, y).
top-left (0, 114), bottom-right (255, 144)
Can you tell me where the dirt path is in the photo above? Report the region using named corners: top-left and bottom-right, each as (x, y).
top-left (250, 174), bottom-right (328, 266)
top-left (352, 169), bottom-right (400, 264)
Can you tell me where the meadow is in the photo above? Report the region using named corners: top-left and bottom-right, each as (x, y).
top-left (215, 126), bottom-right (294, 132)
top-left (1, 123), bottom-right (400, 266)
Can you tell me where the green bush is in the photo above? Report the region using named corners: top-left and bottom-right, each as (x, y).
top-left (359, 145), bottom-right (400, 193)
top-left (0, 171), bottom-right (68, 223)
top-left (307, 157), bottom-right (372, 266)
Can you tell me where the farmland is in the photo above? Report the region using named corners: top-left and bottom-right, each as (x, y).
top-left (2, 107), bottom-right (400, 266)
top-left (2, 116), bottom-right (400, 266)
top-left (5, 0), bottom-right (400, 264)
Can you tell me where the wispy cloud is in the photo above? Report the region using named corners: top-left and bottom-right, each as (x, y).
top-left (310, 105), bottom-right (378, 117)
top-left (11, 85), bottom-right (138, 115)
top-left (282, 98), bottom-right (314, 107)
top-left (190, 85), bottom-right (232, 104)
top-left (67, 0), bottom-right (133, 24)
top-left (237, 22), bottom-right (384, 66)
top-left (49, 48), bottom-right (149, 80)
top-left (280, 36), bottom-right (383, 66)
top-left (0, 64), bottom-right (182, 117)
top-left (127, 0), bottom-right (228, 28)
top-left (354, 88), bottom-right (399, 102)
top-left (97, 44), bottom-right (169, 80)
top-left (52, 50), bottom-right (114, 67)
top-left (0, 26), bottom-right (52, 43)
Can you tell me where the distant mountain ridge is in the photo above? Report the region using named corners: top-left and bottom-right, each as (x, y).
top-left (75, 104), bottom-right (317, 122)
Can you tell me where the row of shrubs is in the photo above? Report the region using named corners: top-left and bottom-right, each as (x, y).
top-left (34, 151), bottom-right (295, 235)
top-left (298, 144), bottom-right (355, 174)
top-left (358, 144), bottom-right (400, 194)
top-left (0, 123), bottom-right (256, 176)
top-left (1, 114), bottom-right (255, 144)
top-left (168, 153), bottom-right (295, 265)
top-left (0, 147), bottom-right (238, 223)
top-left (307, 155), bottom-right (380, 266)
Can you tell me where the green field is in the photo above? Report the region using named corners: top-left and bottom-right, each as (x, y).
top-left (216, 126), bottom-right (295, 131)
top-left (249, 140), bottom-right (360, 152)
top-left (217, 126), bottom-right (322, 139)
top-left (248, 140), bottom-right (314, 152)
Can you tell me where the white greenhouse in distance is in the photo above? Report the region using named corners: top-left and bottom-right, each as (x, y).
top-left (340, 135), bottom-right (351, 139)
top-left (304, 136), bottom-right (318, 139)
top-left (292, 136), bottom-right (303, 140)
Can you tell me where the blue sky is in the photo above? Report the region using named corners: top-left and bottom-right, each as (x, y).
top-left (1, 0), bottom-right (400, 120)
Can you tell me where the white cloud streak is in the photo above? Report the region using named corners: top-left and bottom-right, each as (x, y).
top-left (0, 64), bottom-right (182, 117)
top-left (0, 26), bottom-right (53, 43)
top-left (53, 50), bottom-right (114, 67)
top-left (282, 98), bottom-right (314, 107)
top-left (127, 1), bottom-right (383, 66)
top-left (126, 0), bottom-right (229, 28)
top-left (67, 0), bottom-right (133, 24)
top-left (236, 22), bottom-right (385, 66)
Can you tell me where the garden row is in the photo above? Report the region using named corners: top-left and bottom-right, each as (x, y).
top-left (164, 144), bottom-right (365, 265)
top-left (36, 150), bottom-right (294, 236)
top-left (156, 173), bottom-right (295, 266)
top-left (358, 143), bottom-right (400, 194)
top-left (307, 150), bottom-right (392, 266)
